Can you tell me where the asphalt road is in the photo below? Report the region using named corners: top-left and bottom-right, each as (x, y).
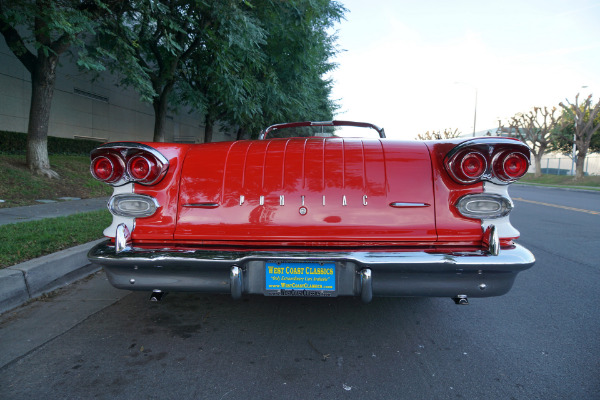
top-left (1, 185), bottom-right (599, 400)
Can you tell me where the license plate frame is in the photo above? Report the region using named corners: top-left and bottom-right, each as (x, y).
top-left (265, 261), bottom-right (337, 297)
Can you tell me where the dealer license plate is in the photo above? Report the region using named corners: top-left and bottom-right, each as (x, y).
top-left (265, 261), bottom-right (336, 296)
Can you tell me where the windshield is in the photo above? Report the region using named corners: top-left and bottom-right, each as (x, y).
top-left (261, 121), bottom-right (385, 140)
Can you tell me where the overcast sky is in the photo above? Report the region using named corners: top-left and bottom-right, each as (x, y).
top-left (329, 0), bottom-right (600, 139)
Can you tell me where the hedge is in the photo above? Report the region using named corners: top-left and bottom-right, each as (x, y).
top-left (0, 131), bottom-right (104, 155)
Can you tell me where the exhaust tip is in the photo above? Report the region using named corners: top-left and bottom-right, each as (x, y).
top-left (452, 295), bottom-right (469, 305)
top-left (230, 266), bottom-right (243, 300)
top-left (150, 290), bottom-right (165, 302)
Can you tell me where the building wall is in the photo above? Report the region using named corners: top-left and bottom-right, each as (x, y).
top-left (0, 38), bottom-right (235, 143)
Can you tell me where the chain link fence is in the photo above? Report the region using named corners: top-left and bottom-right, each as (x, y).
top-left (531, 154), bottom-right (600, 176)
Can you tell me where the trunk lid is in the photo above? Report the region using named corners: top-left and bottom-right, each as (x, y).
top-left (175, 138), bottom-right (436, 243)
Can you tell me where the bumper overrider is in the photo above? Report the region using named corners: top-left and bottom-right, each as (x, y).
top-left (88, 234), bottom-right (535, 305)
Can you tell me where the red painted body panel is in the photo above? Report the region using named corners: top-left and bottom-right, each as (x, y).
top-left (130, 144), bottom-right (191, 240)
top-left (424, 141), bottom-right (484, 242)
top-left (174, 138), bottom-right (437, 242)
top-left (121, 138), bottom-right (516, 246)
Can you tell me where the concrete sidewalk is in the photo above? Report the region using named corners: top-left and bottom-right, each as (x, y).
top-left (0, 197), bottom-right (110, 314)
top-left (0, 197), bottom-right (109, 226)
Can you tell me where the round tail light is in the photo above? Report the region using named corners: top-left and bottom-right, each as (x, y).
top-left (127, 155), bottom-right (160, 184)
top-left (448, 151), bottom-right (488, 183)
top-left (91, 154), bottom-right (124, 183)
top-left (90, 144), bottom-right (169, 186)
top-left (503, 153), bottom-right (528, 178)
top-left (461, 152), bottom-right (487, 178)
top-left (495, 152), bottom-right (529, 182)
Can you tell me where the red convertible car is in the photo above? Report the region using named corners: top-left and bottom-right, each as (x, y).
top-left (88, 121), bottom-right (535, 304)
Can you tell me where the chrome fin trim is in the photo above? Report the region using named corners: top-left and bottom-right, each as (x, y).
top-left (483, 224), bottom-right (500, 256)
top-left (115, 223), bottom-right (132, 254)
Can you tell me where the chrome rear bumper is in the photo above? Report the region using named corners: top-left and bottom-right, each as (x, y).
top-left (88, 240), bottom-right (535, 303)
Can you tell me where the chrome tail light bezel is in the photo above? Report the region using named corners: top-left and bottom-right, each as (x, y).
top-left (455, 193), bottom-right (513, 219)
top-left (108, 193), bottom-right (160, 218)
top-left (444, 138), bottom-right (531, 185)
top-left (90, 143), bottom-right (169, 186)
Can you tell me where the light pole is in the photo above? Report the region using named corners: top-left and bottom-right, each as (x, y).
top-left (472, 88), bottom-right (478, 137)
top-left (454, 82), bottom-right (478, 136)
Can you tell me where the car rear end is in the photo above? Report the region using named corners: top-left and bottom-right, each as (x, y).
top-left (88, 132), bottom-right (534, 304)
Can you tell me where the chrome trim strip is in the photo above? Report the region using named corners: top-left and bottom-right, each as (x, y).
top-left (93, 142), bottom-right (169, 164)
top-left (89, 241), bottom-right (535, 272)
top-left (389, 202), bottom-right (431, 208)
top-left (183, 203), bottom-right (220, 208)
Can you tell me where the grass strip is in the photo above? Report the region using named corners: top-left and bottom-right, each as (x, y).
top-left (515, 181), bottom-right (600, 191)
top-left (0, 209), bottom-right (111, 269)
top-left (0, 154), bottom-right (112, 208)
top-left (518, 173), bottom-right (600, 188)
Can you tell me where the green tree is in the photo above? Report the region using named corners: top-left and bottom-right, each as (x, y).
top-left (98, 0), bottom-right (207, 142)
top-left (178, 1), bottom-right (266, 143)
top-left (0, 0), bottom-right (111, 178)
top-left (551, 106), bottom-right (600, 157)
top-left (558, 94), bottom-right (600, 179)
top-left (245, 0), bottom-right (345, 135)
top-left (97, 0), bottom-right (344, 143)
top-left (506, 107), bottom-right (561, 178)
top-left (191, 0), bottom-right (346, 141)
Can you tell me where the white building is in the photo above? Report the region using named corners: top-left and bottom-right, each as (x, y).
top-left (0, 38), bottom-right (235, 143)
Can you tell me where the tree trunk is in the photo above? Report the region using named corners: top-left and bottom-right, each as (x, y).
top-left (152, 97), bottom-right (167, 142)
top-left (204, 114), bottom-right (214, 143)
top-left (27, 54), bottom-right (59, 179)
top-left (533, 153), bottom-right (543, 178)
top-left (575, 151), bottom-right (586, 180)
top-left (532, 143), bottom-right (547, 178)
top-left (236, 127), bottom-right (246, 141)
top-left (152, 83), bottom-right (174, 142)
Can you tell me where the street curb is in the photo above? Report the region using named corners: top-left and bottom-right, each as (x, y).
top-left (0, 238), bottom-right (106, 314)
